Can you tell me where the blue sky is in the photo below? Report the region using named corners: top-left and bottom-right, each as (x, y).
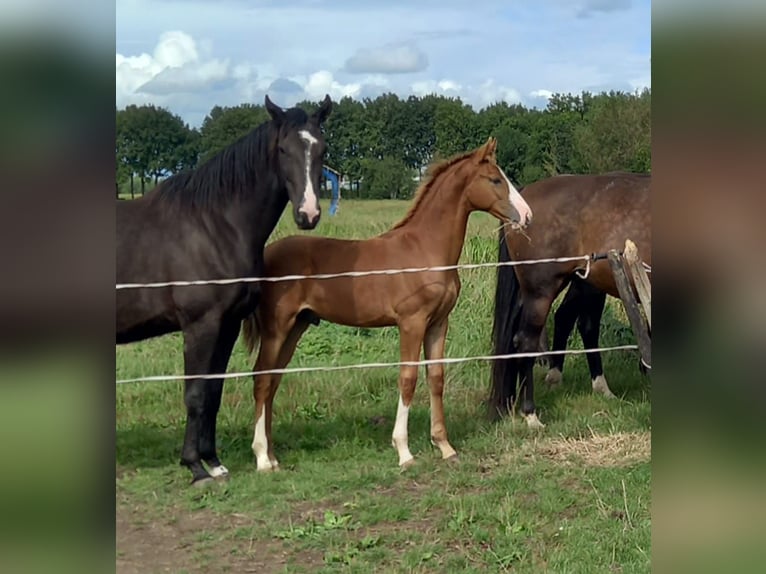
top-left (116, 0), bottom-right (651, 127)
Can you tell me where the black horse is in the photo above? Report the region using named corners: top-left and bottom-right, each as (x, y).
top-left (117, 94), bottom-right (332, 486)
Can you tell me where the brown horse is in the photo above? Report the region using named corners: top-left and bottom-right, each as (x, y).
top-left (241, 138), bottom-right (533, 471)
top-left (489, 172), bottom-right (651, 427)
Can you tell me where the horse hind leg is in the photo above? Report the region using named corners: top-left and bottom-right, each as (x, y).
top-left (251, 314), bottom-right (310, 472)
top-left (391, 320), bottom-right (427, 468)
top-left (252, 327), bottom-right (286, 472)
top-left (181, 316), bottom-right (240, 486)
top-left (423, 318), bottom-right (458, 463)
top-left (545, 282), bottom-right (582, 387)
top-left (515, 295), bottom-right (558, 430)
top-left (576, 289), bottom-right (615, 398)
top-left (264, 318), bottom-right (312, 471)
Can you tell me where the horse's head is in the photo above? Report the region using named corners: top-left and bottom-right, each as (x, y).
top-left (464, 137), bottom-right (532, 228)
top-left (266, 94), bottom-right (333, 230)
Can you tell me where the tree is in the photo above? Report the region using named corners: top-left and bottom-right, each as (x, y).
top-left (359, 156), bottom-right (417, 200)
top-left (574, 89), bottom-right (651, 173)
top-left (116, 104), bottom-right (197, 195)
top-left (433, 97), bottom-right (480, 158)
top-left (198, 104), bottom-right (269, 162)
top-left (323, 96), bottom-right (366, 181)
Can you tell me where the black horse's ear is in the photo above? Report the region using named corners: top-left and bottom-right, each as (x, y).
top-left (312, 94), bottom-right (332, 124)
top-left (265, 95), bottom-right (285, 122)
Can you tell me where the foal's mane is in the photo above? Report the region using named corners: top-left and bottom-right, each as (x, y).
top-left (390, 149), bottom-right (474, 230)
top-left (147, 108), bottom-right (311, 212)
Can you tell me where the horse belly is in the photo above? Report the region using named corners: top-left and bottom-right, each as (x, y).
top-left (308, 280), bottom-right (397, 328)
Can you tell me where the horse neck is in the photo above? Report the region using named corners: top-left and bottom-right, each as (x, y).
top-left (392, 161), bottom-right (472, 264)
top-left (222, 177), bottom-right (288, 255)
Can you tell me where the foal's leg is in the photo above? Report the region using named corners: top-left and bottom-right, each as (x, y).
top-left (180, 316), bottom-right (237, 485)
top-left (423, 319), bottom-right (458, 462)
top-left (391, 320), bottom-right (427, 468)
top-left (545, 283), bottom-right (582, 386)
top-left (576, 290), bottom-right (615, 398)
top-left (252, 327), bottom-right (287, 472)
top-left (263, 320), bottom-right (311, 471)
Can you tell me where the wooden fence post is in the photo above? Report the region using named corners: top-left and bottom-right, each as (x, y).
top-left (608, 246), bottom-right (651, 369)
top-left (623, 240), bottom-right (652, 331)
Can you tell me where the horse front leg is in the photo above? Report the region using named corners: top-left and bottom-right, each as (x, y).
top-left (181, 316), bottom-right (238, 486)
top-left (391, 320), bottom-right (427, 468)
top-left (423, 318), bottom-right (458, 462)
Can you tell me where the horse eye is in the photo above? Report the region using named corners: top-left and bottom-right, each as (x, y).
top-left (491, 177), bottom-right (502, 185)
top-left (278, 145), bottom-right (286, 154)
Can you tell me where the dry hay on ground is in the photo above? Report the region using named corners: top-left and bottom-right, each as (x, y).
top-left (526, 430), bottom-right (650, 468)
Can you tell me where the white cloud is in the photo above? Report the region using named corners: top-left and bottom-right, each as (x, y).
top-left (530, 89), bottom-right (554, 99)
top-left (410, 78), bottom-right (522, 109)
top-left (344, 42), bottom-right (428, 74)
top-left (411, 79), bottom-right (461, 96)
top-left (116, 31), bottom-right (230, 105)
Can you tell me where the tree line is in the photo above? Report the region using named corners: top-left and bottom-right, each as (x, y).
top-left (116, 89), bottom-right (650, 200)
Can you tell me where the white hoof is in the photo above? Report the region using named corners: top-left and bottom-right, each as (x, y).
top-left (545, 368), bottom-right (563, 386)
top-left (592, 375), bottom-right (616, 398)
top-left (524, 412), bottom-right (546, 430)
top-left (208, 464), bottom-right (229, 479)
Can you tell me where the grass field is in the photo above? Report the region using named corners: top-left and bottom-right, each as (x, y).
top-left (116, 200), bottom-right (651, 573)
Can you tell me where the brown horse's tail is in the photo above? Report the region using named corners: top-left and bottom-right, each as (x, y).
top-left (241, 313), bottom-right (262, 358)
top-left (489, 227), bottom-right (523, 419)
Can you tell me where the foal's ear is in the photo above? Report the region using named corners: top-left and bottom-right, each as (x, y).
top-left (476, 136), bottom-right (497, 162)
top-left (312, 94), bottom-right (333, 125)
top-left (265, 94), bottom-right (285, 123)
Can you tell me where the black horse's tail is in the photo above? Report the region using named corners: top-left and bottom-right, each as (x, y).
top-left (489, 227), bottom-right (523, 419)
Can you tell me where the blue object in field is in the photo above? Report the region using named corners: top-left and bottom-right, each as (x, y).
top-left (322, 165), bottom-right (340, 216)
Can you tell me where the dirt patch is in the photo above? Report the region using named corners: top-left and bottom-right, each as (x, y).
top-left (531, 430), bottom-right (651, 468)
top-left (116, 500), bottom-right (322, 573)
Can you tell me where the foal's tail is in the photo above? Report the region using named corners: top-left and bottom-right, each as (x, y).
top-left (241, 313), bottom-right (262, 358)
top-left (489, 227), bottom-right (523, 419)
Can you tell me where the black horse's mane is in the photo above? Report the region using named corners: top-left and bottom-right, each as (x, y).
top-left (148, 108), bottom-right (311, 211)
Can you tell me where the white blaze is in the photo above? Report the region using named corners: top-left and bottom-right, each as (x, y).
top-left (298, 129), bottom-right (320, 221)
top-left (499, 166), bottom-right (532, 225)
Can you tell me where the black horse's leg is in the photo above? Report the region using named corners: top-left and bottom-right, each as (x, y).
top-left (576, 290), bottom-right (614, 397)
top-left (198, 318), bottom-right (241, 479)
top-left (546, 282), bottom-right (582, 386)
top-left (179, 316), bottom-right (235, 486)
top-left (515, 295), bottom-right (556, 429)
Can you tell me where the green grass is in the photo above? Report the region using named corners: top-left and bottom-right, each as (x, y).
top-left (116, 200), bottom-right (650, 573)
